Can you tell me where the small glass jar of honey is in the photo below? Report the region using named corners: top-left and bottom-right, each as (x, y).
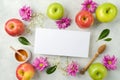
top-left (15, 48), bottom-right (31, 63)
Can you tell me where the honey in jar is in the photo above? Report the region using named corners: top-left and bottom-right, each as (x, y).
top-left (15, 49), bottom-right (28, 62)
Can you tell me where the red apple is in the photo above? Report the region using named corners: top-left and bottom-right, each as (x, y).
top-left (16, 63), bottom-right (35, 80)
top-left (5, 18), bottom-right (25, 36)
top-left (75, 10), bottom-right (94, 28)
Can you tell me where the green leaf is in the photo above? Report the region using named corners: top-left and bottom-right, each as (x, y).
top-left (104, 38), bottom-right (112, 41)
top-left (18, 37), bottom-right (31, 45)
top-left (98, 29), bottom-right (110, 41)
top-left (46, 65), bottom-right (57, 74)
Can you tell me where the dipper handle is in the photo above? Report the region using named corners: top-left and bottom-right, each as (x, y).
top-left (80, 44), bottom-right (106, 74)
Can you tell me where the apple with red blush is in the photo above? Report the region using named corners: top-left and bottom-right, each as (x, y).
top-left (75, 10), bottom-right (94, 29)
top-left (5, 18), bottom-right (25, 36)
top-left (16, 63), bottom-right (35, 80)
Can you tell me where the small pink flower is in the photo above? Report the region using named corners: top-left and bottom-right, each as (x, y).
top-left (81, 0), bottom-right (98, 13)
top-left (66, 61), bottom-right (79, 76)
top-left (56, 17), bottom-right (71, 29)
top-left (32, 57), bottom-right (49, 71)
top-left (19, 5), bottom-right (33, 21)
top-left (102, 55), bottom-right (117, 70)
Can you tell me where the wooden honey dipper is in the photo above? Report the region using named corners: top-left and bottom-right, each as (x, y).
top-left (10, 46), bottom-right (27, 61)
top-left (80, 44), bottom-right (106, 74)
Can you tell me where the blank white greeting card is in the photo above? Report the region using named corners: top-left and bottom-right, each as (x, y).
top-left (34, 28), bottom-right (90, 58)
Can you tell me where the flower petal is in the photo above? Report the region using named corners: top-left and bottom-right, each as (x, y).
top-left (102, 55), bottom-right (117, 70)
top-left (56, 17), bottom-right (71, 29)
top-left (81, 0), bottom-right (98, 13)
top-left (19, 5), bottom-right (33, 21)
top-left (32, 57), bottom-right (49, 71)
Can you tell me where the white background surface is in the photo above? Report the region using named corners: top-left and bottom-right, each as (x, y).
top-left (0, 0), bottom-right (120, 80)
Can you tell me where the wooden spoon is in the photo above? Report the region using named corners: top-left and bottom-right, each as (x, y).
top-left (80, 44), bottom-right (106, 74)
top-left (10, 46), bottom-right (27, 60)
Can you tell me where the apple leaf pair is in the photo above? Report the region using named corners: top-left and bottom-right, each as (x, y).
top-left (97, 29), bottom-right (112, 41)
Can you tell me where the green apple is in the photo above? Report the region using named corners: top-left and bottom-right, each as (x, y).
top-left (47, 2), bottom-right (64, 20)
top-left (96, 3), bottom-right (117, 22)
top-left (88, 63), bottom-right (107, 80)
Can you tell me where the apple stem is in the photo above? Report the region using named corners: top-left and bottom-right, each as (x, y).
top-left (106, 8), bottom-right (110, 13)
top-left (80, 44), bottom-right (106, 75)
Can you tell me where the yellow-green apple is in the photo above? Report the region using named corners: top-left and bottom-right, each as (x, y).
top-left (47, 2), bottom-right (64, 20)
top-left (75, 10), bottom-right (94, 29)
top-left (88, 63), bottom-right (107, 80)
top-left (5, 18), bottom-right (25, 36)
top-left (16, 63), bottom-right (35, 80)
top-left (96, 3), bottom-right (118, 22)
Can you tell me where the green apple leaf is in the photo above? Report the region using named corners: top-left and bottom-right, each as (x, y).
top-left (98, 29), bottom-right (110, 41)
top-left (104, 38), bottom-right (112, 41)
top-left (46, 65), bottom-right (57, 74)
top-left (18, 37), bottom-right (31, 45)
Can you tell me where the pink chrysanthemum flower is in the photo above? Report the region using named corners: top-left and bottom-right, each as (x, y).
top-left (66, 61), bottom-right (79, 76)
top-left (56, 17), bottom-right (71, 29)
top-left (81, 0), bottom-right (98, 13)
top-left (32, 57), bottom-right (49, 71)
top-left (102, 55), bottom-right (117, 70)
top-left (19, 5), bottom-right (33, 21)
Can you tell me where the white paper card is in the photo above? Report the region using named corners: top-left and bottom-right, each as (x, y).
top-left (34, 28), bottom-right (90, 57)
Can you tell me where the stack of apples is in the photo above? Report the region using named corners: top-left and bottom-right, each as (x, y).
top-left (75, 2), bottom-right (118, 29)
